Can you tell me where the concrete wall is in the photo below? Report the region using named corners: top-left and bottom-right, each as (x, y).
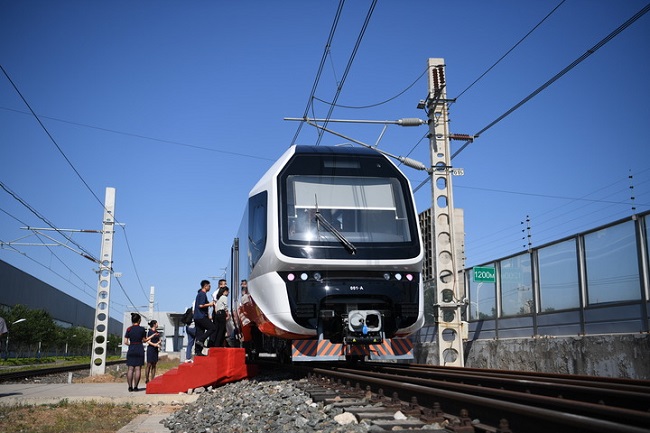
top-left (415, 333), bottom-right (650, 380)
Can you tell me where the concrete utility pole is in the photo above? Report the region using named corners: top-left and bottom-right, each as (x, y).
top-left (90, 187), bottom-right (116, 376)
top-left (148, 286), bottom-right (155, 321)
top-left (425, 58), bottom-right (465, 367)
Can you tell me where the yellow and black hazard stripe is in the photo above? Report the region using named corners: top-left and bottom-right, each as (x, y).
top-left (292, 338), bottom-right (413, 361)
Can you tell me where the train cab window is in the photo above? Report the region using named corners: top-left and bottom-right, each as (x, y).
top-left (286, 175), bottom-right (411, 243)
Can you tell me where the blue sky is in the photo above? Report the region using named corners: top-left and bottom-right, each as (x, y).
top-left (1, 1), bottom-right (649, 321)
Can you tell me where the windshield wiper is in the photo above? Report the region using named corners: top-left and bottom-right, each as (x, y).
top-left (313, 196), bottom-right (356, 255)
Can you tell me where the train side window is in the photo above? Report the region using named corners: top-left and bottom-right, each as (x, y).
top-left (248, 191), bottom-right (267, 268)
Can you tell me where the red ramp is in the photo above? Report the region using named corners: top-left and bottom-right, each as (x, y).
top-left (146, 348), bottom-right (257, 394)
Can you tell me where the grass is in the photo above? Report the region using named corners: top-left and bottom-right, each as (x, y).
top-left (0, 355), bottom-right (181, 432)
top-left (0, 400), bottom-right (148, 433)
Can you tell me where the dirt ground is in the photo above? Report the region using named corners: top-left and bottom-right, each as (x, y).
top-left (0, 357), bottom-right (181, 433)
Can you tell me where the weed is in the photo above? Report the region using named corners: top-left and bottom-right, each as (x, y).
top-left (0, 401), bottom-right (147, 433)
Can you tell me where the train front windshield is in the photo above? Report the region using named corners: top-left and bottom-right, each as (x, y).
top-left (286, 175), bottom-right (412, 244)
top-left (278, 149), bottom-right (421, 260)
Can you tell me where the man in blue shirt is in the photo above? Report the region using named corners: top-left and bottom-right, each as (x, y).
top-left (193, 280), bottom-right (217, 356)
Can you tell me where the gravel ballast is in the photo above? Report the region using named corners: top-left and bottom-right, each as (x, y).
top-left (162, 375), bottom-right (373, 433)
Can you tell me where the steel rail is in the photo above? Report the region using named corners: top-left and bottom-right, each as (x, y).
top-left (0, 360), bottom-right (126, 382)
top-left (333, 366), bottom-right (650, 428)
top-left (362, 364), bottom-right (650, 411)
top-left (391, 363), bottom-right (650, 393)
top-left (296, 365), bottom-right (650, 433)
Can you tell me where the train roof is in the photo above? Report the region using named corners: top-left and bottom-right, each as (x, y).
top-left (249, 145), bottom-right (390, 197)
top-left (293, 145), bottom-right (382, 156)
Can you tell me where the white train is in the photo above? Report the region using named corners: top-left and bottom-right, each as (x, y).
top-left (228, 145), bottom-right (424, 361)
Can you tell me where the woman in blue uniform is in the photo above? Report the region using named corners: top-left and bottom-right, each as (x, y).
top-left (145, 320), bottom-right (162, 384)
top-left (124, 313), bottom-right (153, 392)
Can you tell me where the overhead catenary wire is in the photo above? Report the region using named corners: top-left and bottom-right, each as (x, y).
top-left (0, 107), bottom-right (275, 162)
top-left (310, 1), bottom-right (563, 165)
top-left (113, 275), bottom-right (145, 318)
top-left (0, 66), bottom-right (153, 309)
top-left (465, 174), bottom-right (649, 264)
top-left (0, 180), bottom-right (99, 263)
top-left (120, 226), bottom-right (151, 303)
top-left (454, 0), bottom-right (566, 101)
top-left (451, 2), bottom-right (650, 160)
top-left (312, 67), bottom-right (428, 109)
top-left (0, 235), bottom-right (97, 301)
top-left (315, 0), bottom-right (378, 146)
top-left (411, 2), bottom-right (650, 195)
top-left (290, 0), bottom-right (346, 147)
top-left (0, 194), bottom-right (140, 313)
top-left (0, 64), bottom-right (106, 211)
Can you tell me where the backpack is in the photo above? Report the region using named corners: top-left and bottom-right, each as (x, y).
top-left (181, 307), bottom-right (193, 325)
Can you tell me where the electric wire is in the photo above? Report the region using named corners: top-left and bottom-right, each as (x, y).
top-left (0, 236), bottom-right (96, 301)
top-left (0, 207), bottom-right (101, 301)
top-left (461, 177), bottom-right (640, 246)
top-left (1, 67), bottom-right (154, 310)
top-left (454, 0), bottom-right (566, 101)
top-left (446, 167), bottom-right (650, 262)
top-left (0, 180), bottom-right (99, 263)
top-left (412, 2), bottom-right (650, 195)
top-left (0, 64), bottom-right (106, 211)
top-left (113, 275), bottom-right (145, 318)
top-left (455, 184), bottom-right (649, 208)
top-left (0, 107), bottom-right (275, 162)
top-left (312, 67), bottom-right (428, 109)
top-left (327, 45), bottom-right (341, 88)
top-left (0, 205), bottom-right (130, 317)
top-left (315, 0), bottom-right (378, 146)
top-left (451, 2), bottom-right (650, 160)
top-left (2, 4), bottom-right (647, 322)
top-left (119, 226), bottom-right (150, 303)
top-left (290, 0), bottom-right (346, 147)
top-left (464, 176), bottom-right (649, 263)
top-left (462, 168), bottom-right (650, 249)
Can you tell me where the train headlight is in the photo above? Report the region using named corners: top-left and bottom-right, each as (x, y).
top-left (383, 273), bottom-right (390, 281)
top-left (395, 273), bottom-right (402, 281)
top-left (313, 272), bottom-right (321, 281)
top-left (300, 273), bottom-right (308, 281)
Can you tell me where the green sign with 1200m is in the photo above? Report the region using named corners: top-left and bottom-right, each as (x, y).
top-left (473, 266), bottom-right (495, 283)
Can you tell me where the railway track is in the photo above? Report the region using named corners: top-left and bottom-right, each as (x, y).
top-left (0, 360), bottom-right (126, 382)
top-left (282, 361), bottom-right (650, 433)
top-left (4, 358), bottom-right (649, 432)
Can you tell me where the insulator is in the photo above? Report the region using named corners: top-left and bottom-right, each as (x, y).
top-left (437, 65), bottom-right (446, 87)
top-left (449, 134), bottom-right (474, 142)
top-left (399, 157), bottom-right (427, 171)
top-left (432, 70), bottom-right (439, 90)
top-left (397, 118), bottom-right (425, 126)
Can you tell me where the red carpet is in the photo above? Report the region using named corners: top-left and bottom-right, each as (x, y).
top-left (146, 347), bottom-right (258, 394)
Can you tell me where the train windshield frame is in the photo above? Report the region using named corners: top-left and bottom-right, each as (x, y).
top-left (287, 175), bottom-right (411, 243)
top-left (278, 150), bottom-right (420, 260)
